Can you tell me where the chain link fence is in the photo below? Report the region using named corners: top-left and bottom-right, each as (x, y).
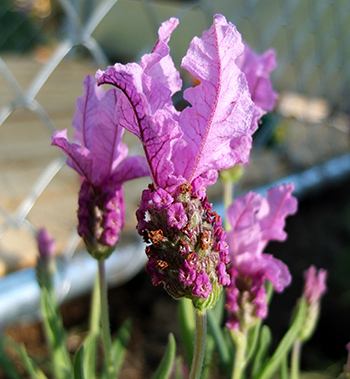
top-left (0, 0), bottom-right (349, 321)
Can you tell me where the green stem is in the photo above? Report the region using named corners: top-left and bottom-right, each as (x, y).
top-left (291, 339), bottom-right (302, 379)
top-left (230, 329), bottom-right (247, 379)
top-left (90, 275), bottom-right (101, 333)
top-left (98, 260), bottom-right (115, 379)
top-left (189, 309), bottom-right (207, 379)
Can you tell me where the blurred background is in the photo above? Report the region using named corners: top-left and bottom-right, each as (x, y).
top-left (0, 0), bottom-right (350, 378)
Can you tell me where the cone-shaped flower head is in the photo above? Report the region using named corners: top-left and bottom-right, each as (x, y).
top-left (52, 76), bottom-right (149, 260)
top-left (299, 265), bottom-right (327, 341)
top-left (96, 15), bottom-right (261, 310)
top-left (225, 184), bottom-right (297, 329)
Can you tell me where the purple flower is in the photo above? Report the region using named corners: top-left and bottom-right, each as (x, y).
top-left (96, 15), bottom-right (262, 309)
top-left (52, 76), bottom-right (149, 260)
top-left (302, 265), bottom-right (327, 306)
top-left (225, 183), bottom-right (297, 329)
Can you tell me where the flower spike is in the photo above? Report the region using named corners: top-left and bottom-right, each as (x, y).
top-left (52, 75), bottom-right (149, 260)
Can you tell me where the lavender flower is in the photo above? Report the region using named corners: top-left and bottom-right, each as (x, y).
top-left (299, 265), bottom-right (327, 341)
top-left (52, 76), bottom-right (149, 260)
top-left (302, 265), bottom-right (327, 306)
top-left (225, 184), bottom-right (297, 329)
top-left (96, 15), bottom-right (260, 310)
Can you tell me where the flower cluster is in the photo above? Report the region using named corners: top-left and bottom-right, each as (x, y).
top-left (225, 183), bottom-right (298, 329)
top-left (52, 76), bottom-right (149, 260)
top-left (96, 14), bottom-right (271, 310)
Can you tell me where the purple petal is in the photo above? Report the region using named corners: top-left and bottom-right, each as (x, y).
top-left (303, 265), bottom-right (327, 305)
top-left (167, 202), bottom-right (188, 229)
top-left (151, 188), bottom-right (173, 211)
top-left (257, 183), bottom-right (298, 250)
top-left (236, 45), bottom-right (278, 112)
top-left (51, 129), bottom-right (92, 181)
top-left (111, 155), bottom-right (149, 184)
top-left (89, 88), bottom-right (127, 182)
top-left (96, 62), bottom-right (183, 191)
top-left (236, 252), bottom-right (291, 292)
top-left (179, 14), bottom-right (256, 182)
top-left (72, 75), bottom-right (104, 149)
top-left (141, 17), bottom-right (182, 96)
top-left (226, 191), bottom-right (263, 259)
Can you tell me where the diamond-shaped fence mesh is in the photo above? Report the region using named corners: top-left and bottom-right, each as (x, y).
top-left (0, 0), bottom-right (349, 317)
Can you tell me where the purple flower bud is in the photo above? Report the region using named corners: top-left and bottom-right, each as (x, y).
top-left (37, 228), bottom-right (56, 260)
top-left (303, 265), bottom-right (327, 306)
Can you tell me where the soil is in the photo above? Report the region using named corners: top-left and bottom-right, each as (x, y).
top-left (2, 175), bottom-right (350, 379)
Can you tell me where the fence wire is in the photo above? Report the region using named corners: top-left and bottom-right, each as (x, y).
top-left (0, 0), bottom-right (349, 280)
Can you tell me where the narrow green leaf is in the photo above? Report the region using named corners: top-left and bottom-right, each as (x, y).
top-left (256, 298), bottom-right (307, 379)
top-left (251, 325), bottom-right (272, 378)
top-left (0, 335), bottom-right (22, 379)
top-left (82, 333), bottom-right (99, 379)
top-left (112, 319), bottom-right (132, 378)
top-left (207, 309), bottom-right (231, 375)
top-left (200, 332), bottom-right (215, 379)
top-left (16, 343), bottom-right (48, 379)
top-left (178, 298), bottom-right (195, 367)
top-left (152, 333), bottom-right (176, 379)
top-left (73, 345), bottom-right (85, 379)
top-left (280, 354), bottom-right (288, 379)
top-left (40, 287), bottom-right (73, 379)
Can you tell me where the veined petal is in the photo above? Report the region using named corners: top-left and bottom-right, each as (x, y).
top-left (141, 17), bottom-right (182, 96)
top-left (257, 183), bottom-right (298, 250)
top-left (51, 129), bottom-right (92, 181)
top-left (96, 62), bottom-right (183, 191)
top-left (180, 14), bottom-right (256, 182)
top-left (90, 88), bottom-right (127, 183)
top-left (72, 75), bottom-right (104, 149)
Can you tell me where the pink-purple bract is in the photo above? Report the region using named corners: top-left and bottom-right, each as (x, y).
top-left (302, 265), bottom-right (327, 306)
top-left (52, 75), bottom-right (149, 260)
top-left (225, 183), bottom-right (297, 329)
top-left (96, 14), bottom-right (273, 310)
top-left (235, 44), bottom-right (278, 113)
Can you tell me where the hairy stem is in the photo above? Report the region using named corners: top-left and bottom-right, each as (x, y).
top-left (98, 260), bottom-right (115, 379)
top-left (189, 309), bottom-right (207, 379)
top-left (291, 339), bottom-right (302, 379)
top-left (231, 329), bottom-right (247, 379)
